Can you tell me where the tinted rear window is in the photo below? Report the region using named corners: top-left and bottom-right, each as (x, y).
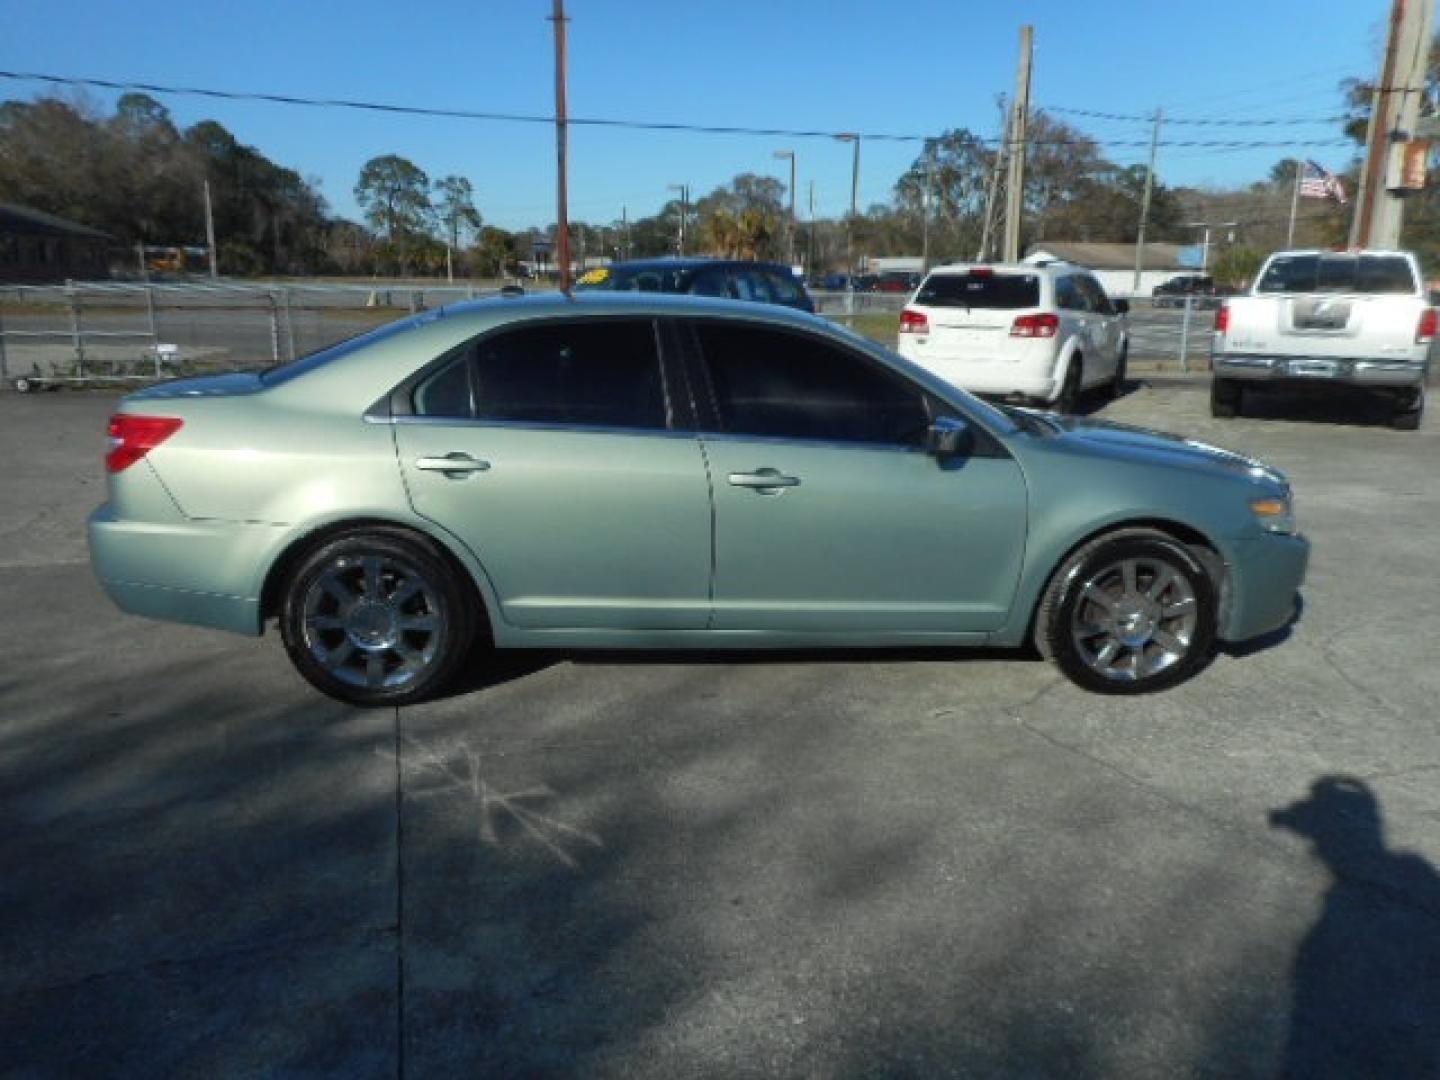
top-left (1256, 254), bottom-right (1418, 295)
top-left (916, 272), bottom-right (1039, 309)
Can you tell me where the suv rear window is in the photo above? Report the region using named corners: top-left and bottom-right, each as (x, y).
top-left (915, 272), bottom-right (1039, 309)
top-left (1256, 254), bottom-right (1418, 295)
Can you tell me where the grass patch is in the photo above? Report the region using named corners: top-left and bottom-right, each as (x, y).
top-left (826, 311), bottom-right (899, 347)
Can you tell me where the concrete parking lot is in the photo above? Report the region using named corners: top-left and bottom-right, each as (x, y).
top-left (2, 381), bottom-right (1437, 1076)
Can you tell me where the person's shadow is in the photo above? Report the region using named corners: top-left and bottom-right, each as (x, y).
top-left (1270, 776), bottom-right (1440, 1077)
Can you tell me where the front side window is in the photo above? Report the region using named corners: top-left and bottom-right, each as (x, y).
top-left (1054, 276), bottom-right (1088, 311)
top-left (764, 271), bottom-right (804, 304)
top-left (413, 320), bottom-right (669, 430)
top-left (694, 322), bottom-right (927, 446)
top-left (1077, 276), bottom-right (1114, 315)
top-left (730, 269), bottom-right (774, 304)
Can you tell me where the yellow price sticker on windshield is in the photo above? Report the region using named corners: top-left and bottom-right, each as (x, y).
top-left (577, 267), bottom-right (610, 285)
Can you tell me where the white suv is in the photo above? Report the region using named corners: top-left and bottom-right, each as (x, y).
top-left (895, 262), bottom-right (1130, 411)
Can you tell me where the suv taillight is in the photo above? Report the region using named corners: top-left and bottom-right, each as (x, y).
top-left (1418, 307), bottom-right (1437, 344)
top-left (107, 415), bottom-right (183, 473)
top-left (1215, 304), bottom-right (1230, 334)
top-left (899, 309), bottom-right (929, 334)
top-left (1010, 312), bottom-right (1059, 338)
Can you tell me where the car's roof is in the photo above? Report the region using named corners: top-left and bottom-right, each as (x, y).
top-left (596, 256), bottom-right (795, 273)
top-left (925, 261), bottom-right (1082, 277)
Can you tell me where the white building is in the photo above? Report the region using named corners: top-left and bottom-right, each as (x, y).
top-left (1023, 242), bottom-right (1204, 298)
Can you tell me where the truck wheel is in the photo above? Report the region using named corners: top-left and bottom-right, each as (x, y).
top-left (1391, 388), bottom-right (1424, 431)
top-left (1210, 377), bottom-right (1240, 418)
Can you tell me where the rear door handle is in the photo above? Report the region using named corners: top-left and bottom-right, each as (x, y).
top-left (415, 452), bottom-right (491, 476)
top-left (728, 468), bottom-right (800, 493)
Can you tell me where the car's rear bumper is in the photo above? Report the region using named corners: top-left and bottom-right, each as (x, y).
top-left (1221, 531), bottom-right (1310, 643)
top-left (1213, 353), bottom-right (1428, 387)
top-left (88, 504), bottom-right (281, 636)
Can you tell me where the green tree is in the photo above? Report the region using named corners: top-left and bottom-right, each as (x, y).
top-left (355, 155), bottom-right (433, 273)
top-left (1212, 245), bottom-right (1264, 289)
top-left (433, 175), bottom-right (481, 280)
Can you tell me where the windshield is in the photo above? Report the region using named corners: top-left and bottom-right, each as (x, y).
top-left (1256, 254), bottom-right (1417, 295)
top-left (916, 272), bottom-right (1039, 309)
top-left (574, 265), bottom-right (687, 293)
top-left (260, 309), bottom-right (445, 386)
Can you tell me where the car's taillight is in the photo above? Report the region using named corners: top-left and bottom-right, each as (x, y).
top-left (1010, 313), bottom-right (1059, 338)
top-left (900, 309), bottom-right (929, 334)
top-left (107, 414), bottom-right (183, 473)
top-left (1417, 307), bottom-right (1437, 344)
top-left (1214, 304), bottom-right (1230, 334)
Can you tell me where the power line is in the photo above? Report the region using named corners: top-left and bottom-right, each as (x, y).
top-left (0, 69), bottom-right (1356, 151)
top-left (1042, 105), bottom-right (1346, 126)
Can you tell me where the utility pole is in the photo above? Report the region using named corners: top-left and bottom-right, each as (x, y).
top-left (807, 179), bottom-right (816, 274)
top-left (1350, 0), bottom-right (1436, 249)
top-left (978, 97), bottom-right (1009, 262)
top-left (668, 184), bottom-right (689, 254)
top-left (1286, 158), bottom-right (1303, 247)
top-left (202, 179), bottom-right (218, 279)
top-left (835, 133), bottom-right (860, 308)
top-left (773, 149), bottom-right (796, 269)
top-left (920, 161), bottom-right (932, 270)
top-left (549, 0), bottom-right (572, 290)
top-left (621, 205), bottom-right (630, 259)
top-left (1132, 108), bottom-right (1162, 293)
top-left (1002, 25), bottom-right (1034, 263)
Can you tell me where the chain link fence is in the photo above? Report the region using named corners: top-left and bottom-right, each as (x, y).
top-left (0, 280), bottom-right (1221, 391)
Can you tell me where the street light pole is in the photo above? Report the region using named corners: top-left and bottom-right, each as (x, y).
top-left (773, 149), bottom-right (796, 270)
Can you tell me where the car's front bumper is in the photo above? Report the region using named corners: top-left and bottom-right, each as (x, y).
top-left (1220, 530), bottom-right (1310, 643)
top-left (88, 504), bottom-right (284, 636)
top-left (1213, 353), bottom-right (1428, 388)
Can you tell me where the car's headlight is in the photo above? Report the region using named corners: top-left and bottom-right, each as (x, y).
top-left (1250, 495), bottom-right (1297, 535)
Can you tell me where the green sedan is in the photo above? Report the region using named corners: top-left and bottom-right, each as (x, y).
top-left (88, 293), bottom-right (1308, 704)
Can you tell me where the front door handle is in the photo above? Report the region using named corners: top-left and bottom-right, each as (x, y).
top-left (728, 467), bottom-right (800, 493)
top-left (415, 452), bottom-right (491, 477)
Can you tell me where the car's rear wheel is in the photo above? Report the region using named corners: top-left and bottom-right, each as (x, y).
top-left (1391, 387), bottom-right (1424, 431)
top-left (1211, 376), bottom-right (1240, 418)
top-left (279, 528), bottom-right (476, 706)
top-left (1038, 531), bottom-right (1217, 694)
top-left (1111, 346), bottom-right (1128, 399)
top-left (1056, 358), bottom-right (1083, 413)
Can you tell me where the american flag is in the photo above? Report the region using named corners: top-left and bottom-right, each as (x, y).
top-left (1299, 160), bottom-right (1348, 204)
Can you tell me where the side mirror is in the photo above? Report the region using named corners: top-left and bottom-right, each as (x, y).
top-left (1114, 298), bottom-right (1130, 315)
top-left (925, 416), bottom-right (970, 461)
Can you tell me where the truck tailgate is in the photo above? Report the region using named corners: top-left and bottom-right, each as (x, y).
top-left (1228, 294), bottom-right (1423, 359)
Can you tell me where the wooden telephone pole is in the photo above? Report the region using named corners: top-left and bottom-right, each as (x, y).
top-left (1001, 25), bottom-right (1034, 263)
top-left (550, 0), bottom-right (572, 290)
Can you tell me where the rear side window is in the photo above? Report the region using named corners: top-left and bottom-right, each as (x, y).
top-left (916, 272), bottom-right (1039, 309)
top-left (764, 271), bottom-right (804, 304)
top-left (1054, 276), bottom-right (1087, 311)
top-left (730, 269), bottom-right (774, 303)
top-left (694, 322), bottom-right (927, 446)
top-left (1257, 254), bottom-right (1418, 295)
top-left (413, 320), bottom-right (669, 430)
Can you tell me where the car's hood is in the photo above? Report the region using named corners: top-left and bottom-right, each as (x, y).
top-left (1033, 412), bottom-right (1289, 490)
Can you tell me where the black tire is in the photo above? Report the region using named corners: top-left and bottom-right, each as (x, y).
top-left (1391, 387), bottom-right (1424, 431)
top-left (279, 527), bottom-right (477, 706)
top-left (1210, 376), bottom-right (1239, 418)
top-left (1055, 357), bottom-right (1083, 414)
top-left (1035, 530), bottom-right (1217, 695)
top-left (1111, 346), bottom-right (1128, 399)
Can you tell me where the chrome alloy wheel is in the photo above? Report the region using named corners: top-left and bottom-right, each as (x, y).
top-left (300, 553), bottom-right (446, 691)
top-left (1069, 556), bottom-right (1199, 683)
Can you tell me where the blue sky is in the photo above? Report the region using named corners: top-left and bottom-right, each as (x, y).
top-left (2, 0), bottom-right (1388, 230)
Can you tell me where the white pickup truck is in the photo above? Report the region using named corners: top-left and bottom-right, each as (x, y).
top-left (1211, 249), bottom-right (1433, 430)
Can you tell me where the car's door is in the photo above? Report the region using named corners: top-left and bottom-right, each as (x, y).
top-left (393, 317), bottom-right (712, 630)
top-left (684, 319), bottom-right (1029, 633)
top-left (1053, 273), bottom-right (1094, 378)
top-left (1077, 275), bottom-right (1123, 378)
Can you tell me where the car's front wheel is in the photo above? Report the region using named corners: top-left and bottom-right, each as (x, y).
top-left (279, 527), bottom-right (477, 706)
top-left (1038, 531), bottom-right (1217, 694)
